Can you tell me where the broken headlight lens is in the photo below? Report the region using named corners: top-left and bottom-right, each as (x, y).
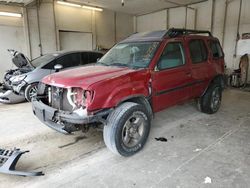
top-left (67, 88), bottom-right (94, 109)
top-left (10, 75), bottom-right (26, 84)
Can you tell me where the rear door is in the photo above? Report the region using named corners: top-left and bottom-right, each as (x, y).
top-left (152, 39), bottom-right (193, 112)
top-left (187, 38), bottom-right (210, 97)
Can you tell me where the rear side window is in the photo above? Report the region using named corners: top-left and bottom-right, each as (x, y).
top-left (209, 40), bottom-right (223, 58)
top-left (189, 40), bottom-right (208, 64)
top-left (157, 42), bottom-right (185, 70)
top-left (56, 53), bottom-right (80, 69)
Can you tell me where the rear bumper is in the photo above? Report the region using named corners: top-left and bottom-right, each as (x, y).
top-left (32, 99), bottom-right (111, 134)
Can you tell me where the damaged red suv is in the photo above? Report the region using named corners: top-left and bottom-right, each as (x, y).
top-left (32, 28), bottom-right (225, 156)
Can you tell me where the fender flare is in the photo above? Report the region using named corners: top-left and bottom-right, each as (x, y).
top-left (202, 74), bottom-right (224, 97)
top-left (117, 95), bottom-right (153, 120)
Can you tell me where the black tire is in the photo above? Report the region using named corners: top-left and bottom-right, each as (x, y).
top-left (198, 83), bottom-right (222, 114)
top-left (24, 83), bottom-right (38, 102)
top-left (103, 102), bottom-right (151, 157)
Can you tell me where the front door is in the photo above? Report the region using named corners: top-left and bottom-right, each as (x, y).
top-left (152, 40), bottom-right (192, 112)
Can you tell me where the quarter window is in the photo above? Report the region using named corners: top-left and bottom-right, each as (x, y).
top-left (189, 40), bottom-right (208, 64)
top-left (210, 40), bottom-right (223, 58)
top-left (157, 42), bottom-right (185, 70)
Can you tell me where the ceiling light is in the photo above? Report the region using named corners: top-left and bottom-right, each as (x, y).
top-left (81, 5), bottom-right (103, 11)
top-left (57, 1), bottom-right (81, 7)
top-left (57, 1), bottom-right (103, 11)
top-left (0, 11), bottom-right (22, 18)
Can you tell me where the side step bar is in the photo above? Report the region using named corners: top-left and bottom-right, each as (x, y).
top-left (0, 148), bottom-right (44, 177)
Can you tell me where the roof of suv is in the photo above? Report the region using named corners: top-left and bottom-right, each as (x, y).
top-left (120, 28), bottom-right (214, 43)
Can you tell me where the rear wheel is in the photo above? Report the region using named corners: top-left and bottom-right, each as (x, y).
top-left (103, 102), bottom-right (151, 157)
top-left (198, 83), bottom-right (222, 114)
top-left (24, 83), bottom-right (38, 102)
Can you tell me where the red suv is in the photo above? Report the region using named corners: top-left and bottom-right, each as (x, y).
top-left (32, 29), bottom-right (225, 157)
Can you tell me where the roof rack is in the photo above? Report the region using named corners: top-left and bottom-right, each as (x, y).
top-left (165, 28), bottom-right (212, 38)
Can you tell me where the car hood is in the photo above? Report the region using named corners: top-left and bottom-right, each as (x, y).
top-left (42, 65), bottom-right (138, 89)
top-left (8, 49), bottom-right (32, 68)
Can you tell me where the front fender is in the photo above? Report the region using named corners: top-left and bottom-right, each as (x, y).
top-left (103, 81), bottom-right (149, 108)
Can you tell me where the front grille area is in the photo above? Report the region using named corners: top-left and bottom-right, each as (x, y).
top-left (50, 86), bottom-right (73, 111)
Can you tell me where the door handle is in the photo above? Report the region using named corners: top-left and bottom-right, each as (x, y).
top-left (186, 72), bottom-right (192, 77)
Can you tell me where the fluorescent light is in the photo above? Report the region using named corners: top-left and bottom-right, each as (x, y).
top-left (0, 11), bottom-right (22, 18)
top-left (57, 1), bottom-right (103, 11)
top-left (57, 1), bottom-right (81, 7)
top-left (82, 5), bottom-right (103, 11)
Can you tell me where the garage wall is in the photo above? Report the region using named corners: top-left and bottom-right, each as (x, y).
top-left (0, 5), bottom-right (28, 78)
top-left (0, 0), bottom-right (134, 78)
top-left (136, 0), bottom-right (250, 74)
top-left (136, 7), bottom-right (196, 32)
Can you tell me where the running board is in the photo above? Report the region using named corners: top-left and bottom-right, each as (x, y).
top-left (0, 148), bottom-right (44, 177)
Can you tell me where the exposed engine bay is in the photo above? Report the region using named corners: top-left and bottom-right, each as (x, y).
top-left (0, 49), bottom-right (32, 104)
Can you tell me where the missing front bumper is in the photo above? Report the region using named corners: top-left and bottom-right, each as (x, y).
top-left (32, 99), bottom-right (111, 134)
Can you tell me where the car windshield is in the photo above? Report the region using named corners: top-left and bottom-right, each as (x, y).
top-left (98, 42), bottom-right (159, 68)
top-left (31, 54), bottom-right (57, 68)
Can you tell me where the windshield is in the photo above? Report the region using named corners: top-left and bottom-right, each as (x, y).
top-left (98, 42), bottom-right (159, 68)
top-left (31, 54), bottom-right (57, 68)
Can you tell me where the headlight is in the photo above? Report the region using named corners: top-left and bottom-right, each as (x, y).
top-left (10, 75), bottom-right (26, 83)
top-left (67, 88), bottom-right (94, 109)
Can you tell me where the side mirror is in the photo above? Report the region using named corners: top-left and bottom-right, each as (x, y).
top-left (96, 58), bottom-right (100, 62)
top-left (54, 64), bottom-right (63, 72)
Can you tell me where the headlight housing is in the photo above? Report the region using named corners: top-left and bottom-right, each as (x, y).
top-left (10, 75), bottom-right (26, 84)
top-left (67, 88), bottom-right (94, 109)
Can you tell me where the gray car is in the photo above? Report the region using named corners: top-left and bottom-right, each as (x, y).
top-left (0, 50), bottom-right (103, 103)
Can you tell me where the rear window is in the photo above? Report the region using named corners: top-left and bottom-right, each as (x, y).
top-left (209, 40), bottom-right (223, 58)
top-left (189, 40), bottom-right (208, 64)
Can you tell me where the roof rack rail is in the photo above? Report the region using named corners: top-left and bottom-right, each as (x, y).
top-left (165, 28), bottom-right (212, 38)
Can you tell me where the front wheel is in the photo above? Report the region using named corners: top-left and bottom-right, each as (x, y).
top-left (103, 102), bottom-right (151, 157)
top-left (24, 83), bottom-right (38, 102)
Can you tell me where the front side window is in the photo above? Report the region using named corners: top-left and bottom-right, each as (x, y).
top-left (32, 54), bottom-right (56, 68)
top-left (56, 53), bottom-right (80, 69)
top-left (157, 42), bottom-right (185, 70)
top-left (98, 42), bottom-right (159, 69)
top-left (189, 40), bottom-right (208, 64)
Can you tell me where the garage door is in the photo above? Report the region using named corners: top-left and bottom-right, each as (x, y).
top-left (59, 31), bottom-right (93, 51)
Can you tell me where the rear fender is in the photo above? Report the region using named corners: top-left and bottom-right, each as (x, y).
top-left (201, 74), bottom-right (224, 96)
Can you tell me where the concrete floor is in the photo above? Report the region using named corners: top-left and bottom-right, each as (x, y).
top-left (0, 89), bottom-right (249, 188)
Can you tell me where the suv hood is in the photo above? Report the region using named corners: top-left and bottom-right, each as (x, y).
top-left (8, 49), bottom-right (32, 68)
top-left (42, 65), bottom-right (137, 89)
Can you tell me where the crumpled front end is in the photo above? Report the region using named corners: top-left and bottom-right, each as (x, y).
top-left (32, 83), bottom-right (110, 134)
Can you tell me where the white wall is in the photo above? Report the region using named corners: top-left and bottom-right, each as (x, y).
top-left (0, 5), bottom-right (27, 77)
top-left (0, 0), bottom-right (134, 78)
top-left (136, 0), bottom-right (250, 75)
top-left (137, 10), bottom-right (167, 32)
top-left (136, 7), bottom-right (195, 32)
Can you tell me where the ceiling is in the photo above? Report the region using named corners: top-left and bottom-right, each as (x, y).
top-left (74, 0), bottom-right (207, 15)
top-left (0, 0), bottom-right (207, 15)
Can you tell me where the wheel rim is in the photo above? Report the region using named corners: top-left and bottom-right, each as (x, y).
top-left (122, 112), bottom-right (146, 148)
top-left (211, 87), bottom-right (221, 112)
top-left (29, 85), bottom-right (38, 99)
